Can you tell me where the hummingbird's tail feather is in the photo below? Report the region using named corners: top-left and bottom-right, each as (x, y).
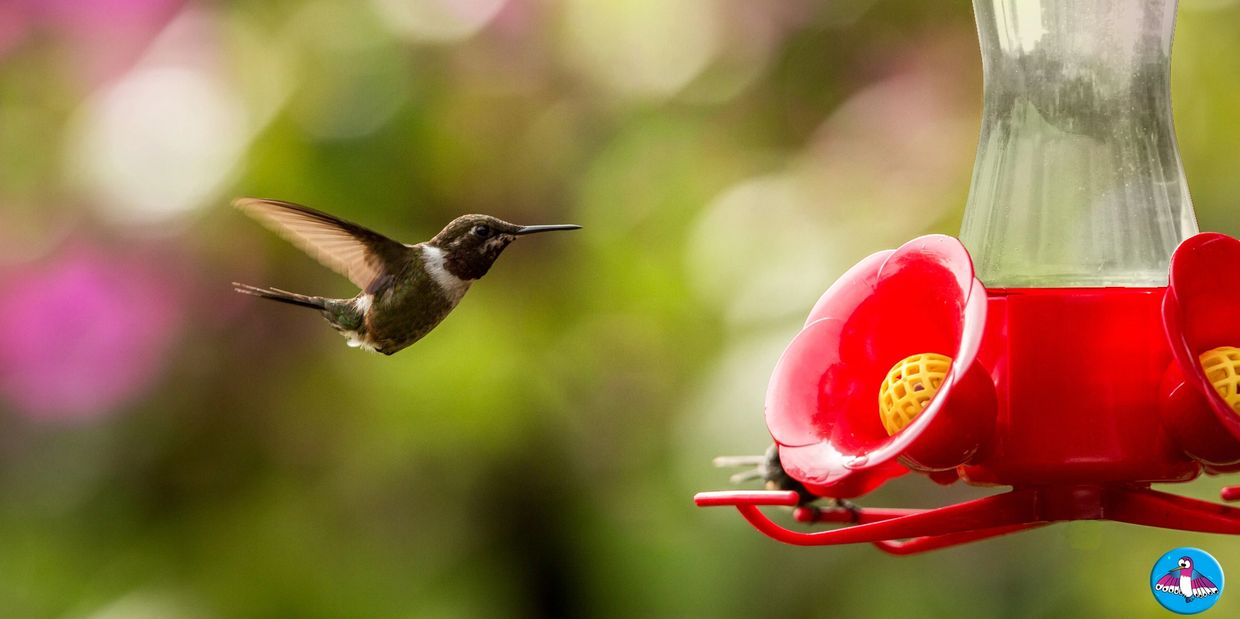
top-left (232, 283), bottom-right (326, 310)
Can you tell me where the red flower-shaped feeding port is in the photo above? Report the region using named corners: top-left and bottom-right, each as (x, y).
top-left (1162, 233), bottom-right (1240, 467)
top-left (696, 233), bottom-right (1240, 554)
top-left (766, 235), bottom-right (994, 498)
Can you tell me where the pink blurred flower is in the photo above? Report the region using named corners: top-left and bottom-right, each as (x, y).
top-left (2, 0), bottom-right (182, 82)
top-left (35, 0), bottom-right (180, 33)
top-left (0, 244), bottom-right (183, 421)
top-left (0, 2), bottom-right (31, 58)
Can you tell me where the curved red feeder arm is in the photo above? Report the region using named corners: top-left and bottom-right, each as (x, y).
top-left (695, 489), bottom-right (1040, 551)
top-left (695, 485), bottom-right (1240, 555)
top-left (1105, 487), bottom-right (1240, 534)
top-left (869, 523), bottom-right (1047, 556)
top-left (791, 500), bottom-right (1044, 555)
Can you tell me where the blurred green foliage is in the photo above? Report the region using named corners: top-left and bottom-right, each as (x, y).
top-left (2, 0), bottom-right (1240, 617)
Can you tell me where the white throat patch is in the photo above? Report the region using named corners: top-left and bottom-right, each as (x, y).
top-left (421, 245), bottom-right (472, 303)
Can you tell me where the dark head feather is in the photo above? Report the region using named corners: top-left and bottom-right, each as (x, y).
top-left (429, 214), bottom-right (579, 280)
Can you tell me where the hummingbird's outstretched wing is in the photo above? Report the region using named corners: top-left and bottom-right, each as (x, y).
top-left (234, 197), bottom-right (411, 291)
top-left (1154, 572), bottom-right (1182, 595)
top-left (1189, 571), bottom-right (1219, 598)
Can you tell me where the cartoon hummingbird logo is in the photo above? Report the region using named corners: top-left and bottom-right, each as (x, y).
top-left (232, 198), bottom-right (580, 355)
top-left (1154, 556), bottom-right (1220, 604)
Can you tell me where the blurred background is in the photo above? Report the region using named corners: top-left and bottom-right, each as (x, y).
top-left (3, 0), bottom-right (1240, 617)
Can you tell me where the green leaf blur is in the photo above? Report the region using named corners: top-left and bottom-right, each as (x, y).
top-left (1, 1), bottom-right (1239, 617)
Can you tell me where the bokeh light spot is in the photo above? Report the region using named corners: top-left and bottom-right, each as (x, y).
top-left (371, 0), bottom-right (508, 43)
top-left (69, 65), bottom-right (247, 226)
top-left (561, 0), bottom-right (721, 98)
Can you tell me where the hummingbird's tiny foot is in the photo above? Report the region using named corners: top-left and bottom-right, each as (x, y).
top-left (830, 498), bottom-right (862, 523)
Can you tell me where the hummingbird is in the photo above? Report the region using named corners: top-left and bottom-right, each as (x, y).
top-left (231, 197), bottom-right (580, 355)
top-left (1154, 556), bottom-right (1220, 603)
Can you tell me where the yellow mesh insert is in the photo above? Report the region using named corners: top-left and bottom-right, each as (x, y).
top-left (878, 353), bottom-right (953, 436)
top-left (1200, 346), bottom-right (1240, 415)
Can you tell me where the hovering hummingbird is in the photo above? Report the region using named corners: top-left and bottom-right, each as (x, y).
top-left (232, 197), bottom-right (580, 355)
top-left (1154, 556), bottom-right (1220, 603)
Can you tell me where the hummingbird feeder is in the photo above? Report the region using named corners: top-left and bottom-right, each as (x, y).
top-left (695, 0), bottom-right (1240, 554)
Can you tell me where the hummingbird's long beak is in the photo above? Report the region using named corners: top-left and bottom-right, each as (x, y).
top-left (513, 224), bottom-right (581, 235)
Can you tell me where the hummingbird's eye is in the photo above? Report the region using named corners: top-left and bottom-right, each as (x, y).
top-left (472, 225), bottom-right (492, 239)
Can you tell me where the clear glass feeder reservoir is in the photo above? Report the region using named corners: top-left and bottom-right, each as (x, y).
top-left (961, 0), bottom-right (1197, 287)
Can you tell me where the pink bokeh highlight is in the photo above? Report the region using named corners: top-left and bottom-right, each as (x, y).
top-left (0, 244), bottom-right (183, 421)
top-left (1, 0), bottom-right (183, 83)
